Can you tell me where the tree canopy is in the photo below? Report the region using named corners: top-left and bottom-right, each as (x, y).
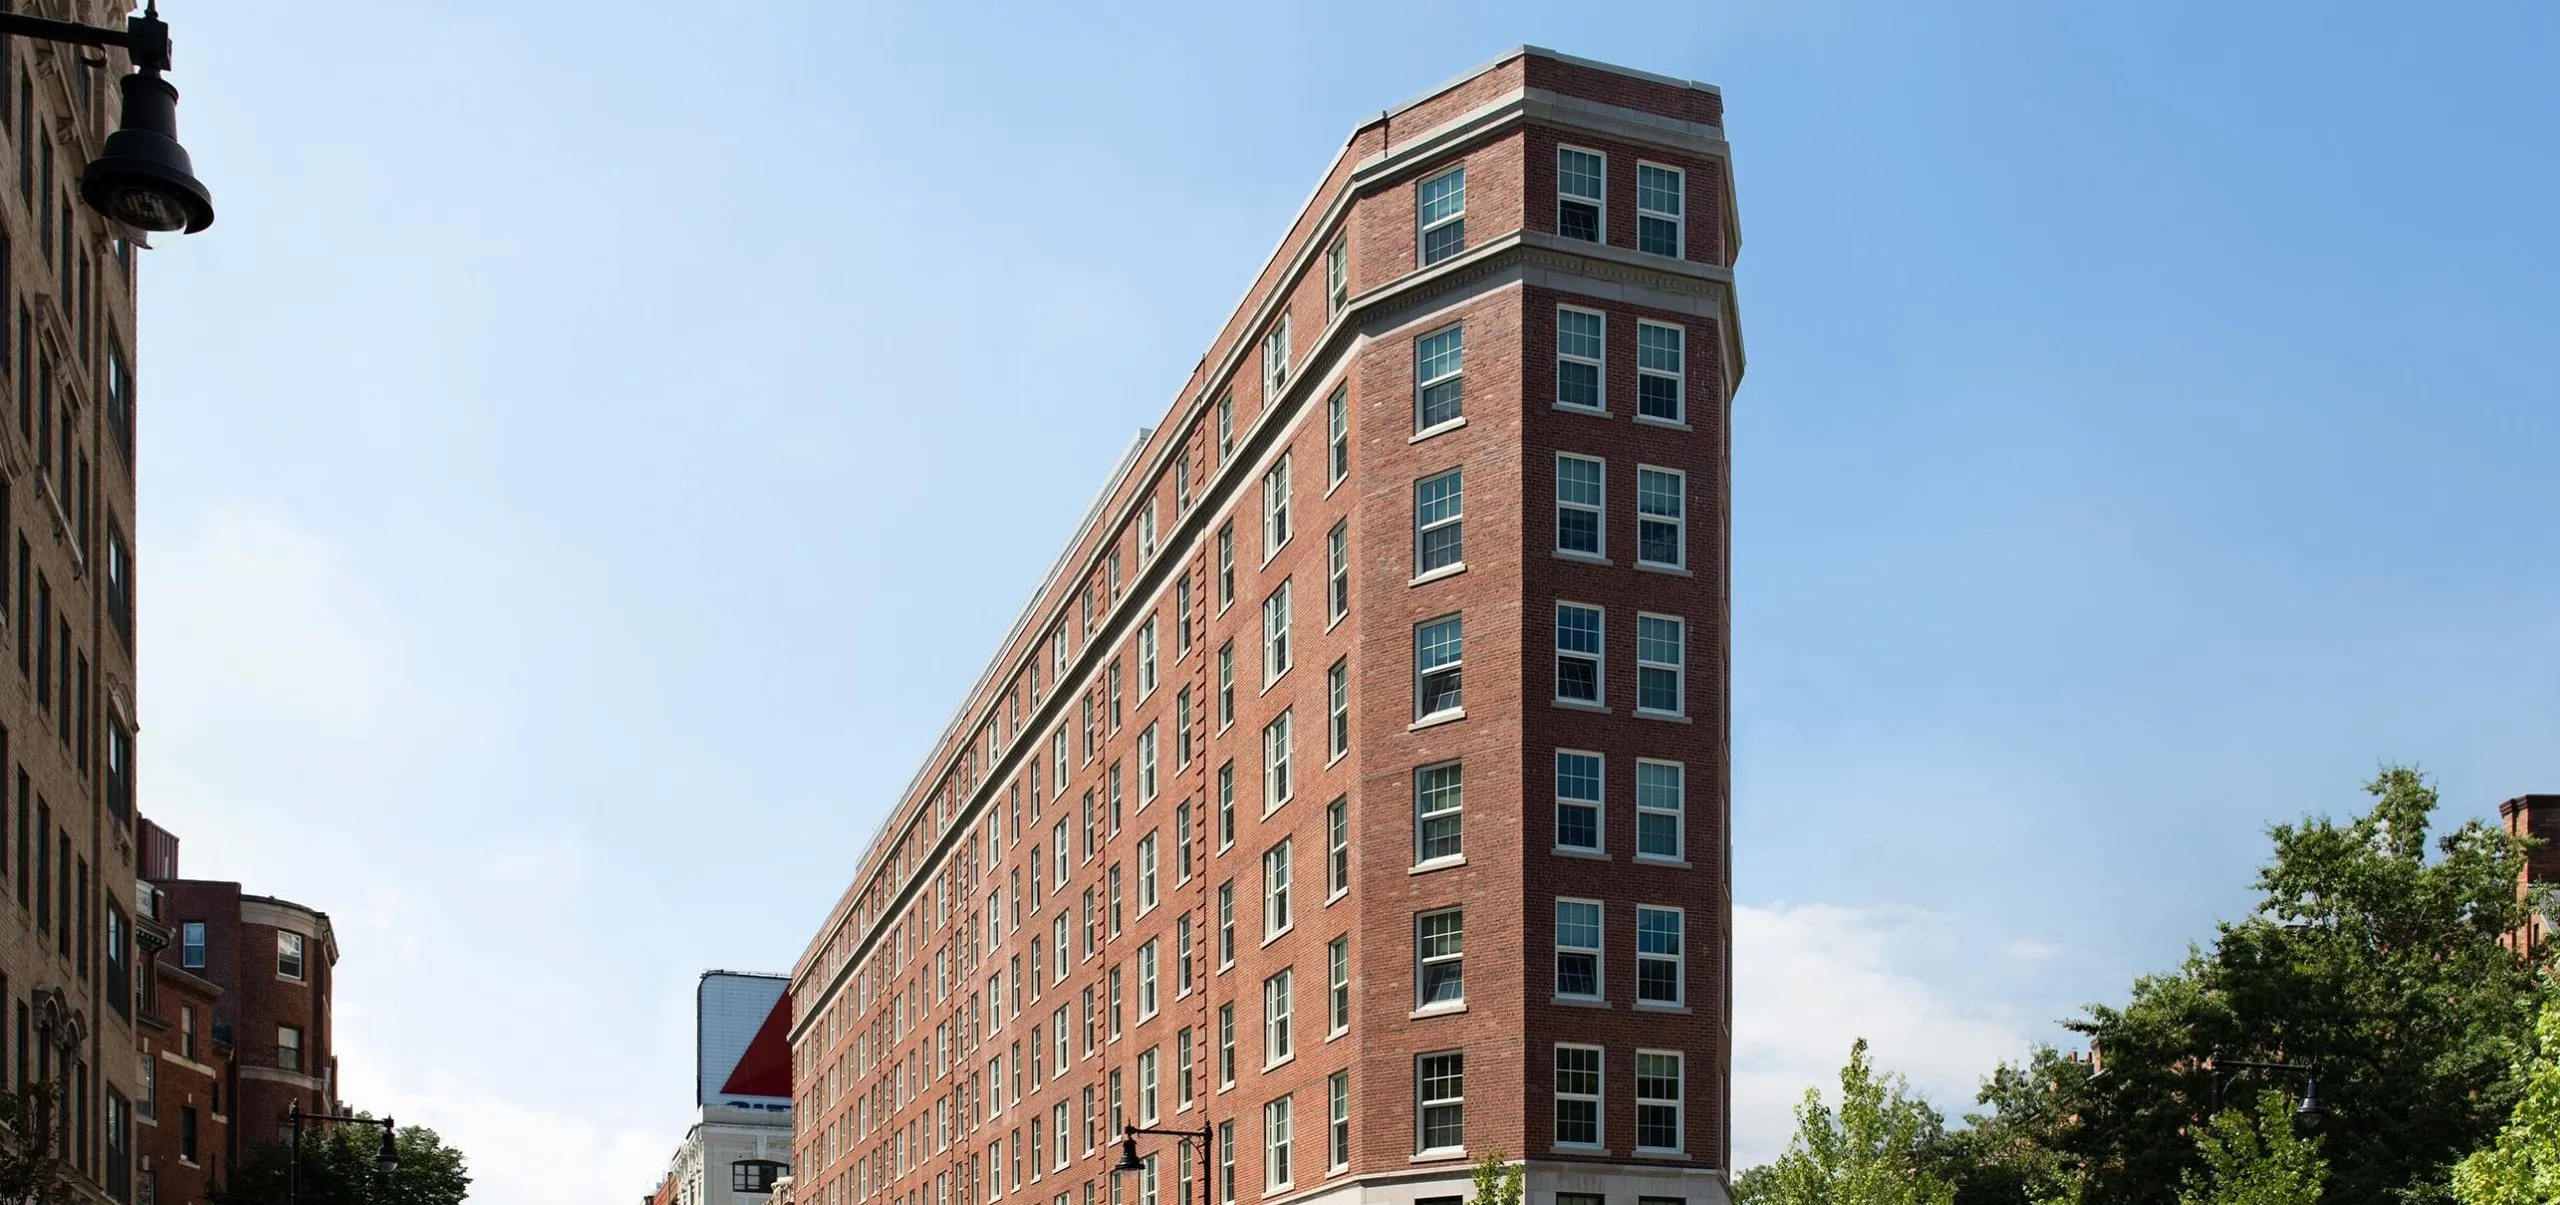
top-left (1735, 1038), bottom-right (1957, 1205)
top-left (214, 1118), bottom-right (470, 1205)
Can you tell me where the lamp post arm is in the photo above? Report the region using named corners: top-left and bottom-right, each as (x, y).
top-left (0, 11), bottom-right (173, 71)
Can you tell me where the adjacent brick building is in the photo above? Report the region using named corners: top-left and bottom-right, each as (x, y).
top-left (0, 3), bottom-right (159, 1200)
top-left (133, 874), bottom-right (234, 1205)
top-left (788, 45), bottom-right (1742, 1205)
top-left (2501, 794), bottom-right (2560, 951)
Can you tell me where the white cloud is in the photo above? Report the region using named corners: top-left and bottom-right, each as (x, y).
top-left (1733, 903), bottom-right (2034, 1169)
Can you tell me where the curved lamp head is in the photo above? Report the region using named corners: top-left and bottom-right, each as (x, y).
top-left (376, 1119), bottom-right (400, 1172)
top-left (2294, 1077), bottom-right (2325, 1131)
top-left (80, 69), bottom-right (213, 234)
top-left (1112, 1129), bottom-right (1146, 1177)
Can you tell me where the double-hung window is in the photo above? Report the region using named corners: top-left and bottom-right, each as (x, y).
top-left (1635, 1051), bottom-right (1684, 1152)
top-left (1263, 970), bottom-right (1293, 1064)
top-left (1636, 906), bottom-right (1683, 1005)
top-left (1138, 724), bottom-right (1160, 804)
top-left (1415, 326), bottom-right (1464, 431)
top-left (1138, 618), bottom-right (1159, 699)
top-left (1262, 841), bottom-right (1293, 937)
top-left (1555, 1046), bottom-right (1603, 1147)
top-left (1263, 582), bottom-right (1292, 684)
top-left (1175, 689), bottom-right (1193, 769)
top-left (1557, 146), bottom-right (1605, 241)
top-left (1637, 760), bottom-right (1685, 860)
top-left (1414, 763), bottom-right (1462, 864)
top-left (1140, 498), bottom-right (1160, 562)
top-left (1418, 167), bottom-right (1466, 265)
top-left (1177, 913), bottom-right (1196, 996)
top-left (1637, 322), bottom-right (1684, 423)
top-left (1326, 662), bottom-right (1349, 759)
top-left (1216, 523), bottom-right (1235, 610)
top-left (1414, 470), bottom-right (1463, 574)
top-left (1328, 1071), bottom-right (1351, 1171)
top-left (1414, 616), bottom-right (1463, 720)
top-left (1557, 454), bottom-right (1604, 557)
top-left (1218, 1004), bottom-right (1236, 1086)
top-left (1416, 908), bottom-right (1463, 1007)
top-left (1326, 239), bottom-right (1349, 316)
top-left (1555, 900), bottom-right (1602, 999)
top-left (1636, 467), bottom-right (1686, 569)
top-left (1325, 798), bottom-right (1349, 895)
top-left (1263, 456), bottom-right (1292, 558)
top-left (1216, 393), bottom-right (1235, 461)
top-left (1263, 711), bottom-right (1293, 811)
top-left (1416, 1053), bottom-right (1464, 1153)
top-left (1326, 522), bottom-right (1349, 623)
top-left (1218, 883), bottom-right (1236, 966)
top-left (1327, 936), bottom-right (1350, 1034)
top-left (1216, 644), bottom-right (1235, 728)
top-left (1263, 315), bottom-right (1291, 400)
top-left (1176, 578), bottom-right (1194, 656)
top-left (1264, 1097), bottom-right (1294, 1190)
top-left (1137, 833), bottom-right (1160, 912)
top-left (1637, 163), bottom-right (1684, 258)
top-left (1555, 603), bottom-right (1603, 705)
top-left (1636, 615), bottom-right (1686, 717)
top-left (1327, 386), bottom-right (1349, 485)
top-left (1557, 307), bottom-right (1605, 411)
top-left (1555, 751), bottom-right (1603, 852)
top-left (1138, 940), bottom-right (1159, 1019)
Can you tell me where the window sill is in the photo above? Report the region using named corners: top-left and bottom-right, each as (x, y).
top-left (1631, 1149), bottom-right (1690, 1161)
top-left (1553, 403), bottom-right (1610, 418)
top-left (1260, 926), bottom-right (1293, 949)
top-left (1552, 996), bottom-right (1611, 1009)
top-left (1552, 846), bottom-right (1608, 860)
top-left (1326, 475), bottom-right (1346, 501)
top-left (1632, 562), bottom-right (1694, 578)
top-left (1634, 855), bottom-right (1691, 870)
top-left (1408, 562), bottom-right (1467, 588)
top-left (1410, 1148), bottom-right (1469, 1165)
top-left (1408, 709), bottom-right (1466, 733)
top-left (1409, 417), bottom-right (1468, 444)
top-left (1326, 748), bottom-right (1347, 770)
top-left (1551, 1145), bottom-right (1614, 1157)
top-left (1327, 1026), bottom-right (1349, 1044)
top-left (1410, 1002), bottom-right (1467, 1020)
top-left (1263, 1054), bottom-right (1296, 1073)
top-left (1633, 710), bottom-right (1693, 725)
top-left (1408, 855), bottom-right (1467, 876)
top-left (1258, 669), bottom-right (1292, 698)
top-left (1552, 698), bottom-right (1609, 714)
top-left (1553, 549), bottom-right (1611, 567)
top-left (1325, 887), bottom-right (1348, 908)
top-left (1325, 612), bottom-right (1346, 635)
top-left (1634, 1001), bottom-right (1691, 1015)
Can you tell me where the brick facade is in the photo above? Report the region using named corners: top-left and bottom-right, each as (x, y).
top-left (132, 880), bottom-right (234, 1205)
top-left (786, 46), bottom-right (1741, 1205)
top-left (144, 871), bottom-right (340, 1165)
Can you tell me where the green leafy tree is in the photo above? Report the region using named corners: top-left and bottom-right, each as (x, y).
top-left (1470, 1152), bottom-right (1523, 1205)
top-left (0, 1080), bottom-right (74, 1205)
top-left (1735, 1038), bottom-right (1957, 1205)
top-left (214, 1118), bottom-right (470, 1205)
top-left (1933, 1048), bottom-right (2089, 1205)
top-left (2451, 985), bottom-right (2560, 1204)
top-left (1959, 766), bottom-right (2539, 1205)
top-left (2177, 1090), bottom-right (2326, 1205)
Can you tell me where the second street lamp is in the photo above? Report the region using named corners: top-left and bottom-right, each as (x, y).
top-left (2208, 1051), bottom-right (2325, 1128)
top-left (1114, 1123), bottom-right (1213, 1205)
top-left (0, 0), bottom-right (214, 232)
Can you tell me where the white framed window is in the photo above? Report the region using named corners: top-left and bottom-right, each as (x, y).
top-left (1177, 912), bottom-right (1196, 995)
top-left (1416, 1052), bottom-right (1464, 1154)
top-left (1555, 1045), bottom-right (1604, 1148)
top-left (1217, 644), bottom-right (1235, 728)
top-left (1175, 802), bottom-right (1195, 883)
top-left (1217, 523), bottom-right (1235, 610)
top-left (1327, 935), bottom-right (1350, 1034)
top-left (1053, 729), bottom-right (1069, 793)
top-left (1415, 326), bottom-right (1464, 430)
top-left (1556, 306), bottom-right (1605, 411)
top-left (1636, 322), bottom-right (1684, 423)
top-left (1055, 914), bottom-right (1071, 982)
top-left (1264, 314), bottom-right (1292, 400)
top-left (1557, 453), bottom-right (1604, 557)
top-left (1178, 1026), bottom-right (1196, 1107)
top-left (1263, 710), bottom-right (1293, 811)
top-left (1177, 577), bottom-right (1194, 657)
top-left (1137, 832), bottom-right (1160, 913)
top-left (1055, 632), bottom-right (1069, 686)
top-left (1264, 455), bottom-right (1293, 559)
top-left (1416, 908), bottom-right (1463, 1008)
top-left (1414, 469), bottom-right (1464, 574)
top-left (1555, 603), bottom-right (1603, 705)
top-left (1326, 797), bottom-right (1349, 896)
top-left (1637, 163), bottom-right (1683, 258)
top-left (1418, 167), bottom-right (1466, 265)
top-left (1636, 906), bottom-right (1683, 1006)
top-left (1327, 385), bottom-right (1349, 485)
top-left (1138, 725), bottom-right (1160, 804)
top-left (1326, 661), bottom-right (1349, 759)
top-left (278, 931), bottom-right (306, 980)
top-left (1219, 1122), bottom-right (1236, 1205)
top-left (1636, 614), bottom-right (1686, 717)
top-left (1264, 1096), bottom-right (1294, 1191)
top-left (1414, 615), bottom-right (1463, 720)
top-left (1263, 582), bottom-right (1293, 684)
top-left (1139, 1045), bottom-right (1161, 1123)
top-left (1177, 455), bottom-right (1193, 515)
top-left (1138, 941), bottom-right (1159, 1019)
top-left (1176, 689), bottom-right (1194, 770)
top-left (1326, 521), bottom-right (1349, 623)
top-left (1555, 900), bottom-right (1602, 1000)
top-left (1140, 498), bottom-right (1160, 562)
top-left (1138, 617), bottom-right (1159, 699)
top-left (1636, 466), bottom-right (1686, 570)
top-left (1414, 763), bottom-right (1462, 865)
top-left (1636, 760), bottom-right (1684, 860)
top-left (1635, 1051), bottom-right (1684, 1152)
top-left (1326, 238), bottom-right (1349, 316)
top-left (1218, 1003), bottom-right (1236, 1086)
top-left (1263, 969), bottom-right (1293, 1064)
top-left (1557, 146), bottom-right (1605, 242)
top-left (1327, 1071), bottom-right (1350, 1172)
top-left (1262, 841), bottom-right (1293, 937)
top-left (1216, 392), bottom-right (1235, 461)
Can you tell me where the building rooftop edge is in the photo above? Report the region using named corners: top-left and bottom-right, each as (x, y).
top-left (2501, 794), bottom-right (2560, 817)
top-left (1377, 45), bottom-right (1719, 128)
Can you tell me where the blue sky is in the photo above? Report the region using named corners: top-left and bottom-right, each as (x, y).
top-left (130, 1), bottom-right (2557, 1200)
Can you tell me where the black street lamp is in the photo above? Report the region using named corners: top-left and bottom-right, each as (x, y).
top-left (2207, 1051), bottom-right (2326, 1128)
top-left (0, 1), bottom-right (213, 232)
top-left (1113, 1123), bottom-right (1214, 1205)
top-left (286, 1098), bottom-right (399, 1205)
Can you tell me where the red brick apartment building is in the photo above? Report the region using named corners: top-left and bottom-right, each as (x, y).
top-left (789, 46), bottom-right (1743, 1205)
